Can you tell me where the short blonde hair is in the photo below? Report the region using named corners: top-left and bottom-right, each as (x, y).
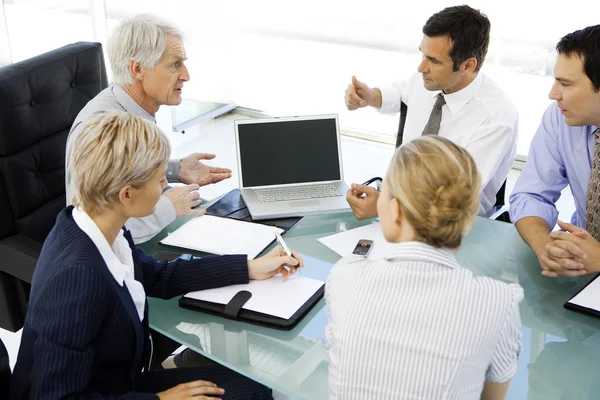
top-left (108, 14), bottom-right (184, 87)
top-left (387, 136), bottom-right (480, 249)
top-left (72, 110), bottom-right (171, 212)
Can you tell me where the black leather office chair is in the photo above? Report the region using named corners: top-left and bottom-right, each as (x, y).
top-left (490, 180), bottom-right (510, 222)
top-left (0, 337), bottom-right (9, 398)
top-left (394, 101), bottom-right (409, 148)
top-left (0, 42), bottom-right (108, 332)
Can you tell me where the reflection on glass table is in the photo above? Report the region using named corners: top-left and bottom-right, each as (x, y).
top-left (148, 255), bottom-right (331, 399)
top-left (139, 211), bottom-right (600, 400)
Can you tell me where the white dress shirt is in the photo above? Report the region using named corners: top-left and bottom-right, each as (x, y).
top-left (72, 207), bottom-right (146, 321)
top-left (379, 73), bottom-right (519, 215)
top-left (326, 242), bottom-right (523, 400)
top-left (66, 85), bottom-right (177, 244)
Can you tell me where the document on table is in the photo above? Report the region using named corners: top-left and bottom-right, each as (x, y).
top-left (567, 275), bottom-right (600, 313)
top-left (318, 222), bottom-right (400, 259)
top-left (159, 215), bottom-right (283, 260)
top-left (183, 275), bottom-right (325, 320)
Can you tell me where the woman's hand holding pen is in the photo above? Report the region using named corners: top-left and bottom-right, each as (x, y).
top-left (248, 247), bottom-right (304, 280)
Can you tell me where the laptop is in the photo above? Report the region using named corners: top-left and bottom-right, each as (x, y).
top-left (235, 114), bottom-right (350, 220)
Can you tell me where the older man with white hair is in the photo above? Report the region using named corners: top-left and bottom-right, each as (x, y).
top-left (66, 14), bottom-right (232, 244)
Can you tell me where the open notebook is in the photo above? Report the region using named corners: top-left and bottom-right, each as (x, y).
top-left (564, 273), bottom-right (600, 319)
top-left (159, 215), bottom-right (283, 260)
top-left (183, 275), bottom-right (324, 320)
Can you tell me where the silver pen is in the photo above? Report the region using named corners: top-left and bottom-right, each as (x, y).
top-left (275, 232), bottom-right (301, 273)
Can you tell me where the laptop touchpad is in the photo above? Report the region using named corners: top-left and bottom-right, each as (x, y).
top-left (290, 200), bottom-right (321, 208)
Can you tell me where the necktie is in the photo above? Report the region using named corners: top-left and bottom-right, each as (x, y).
top-left (422, 93), bottom-right (446, 136)
top-left (586, 128), bottom-right (600, 240)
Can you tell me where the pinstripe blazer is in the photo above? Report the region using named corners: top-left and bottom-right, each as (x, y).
top-left (10, 206), bottom-right (249, 399)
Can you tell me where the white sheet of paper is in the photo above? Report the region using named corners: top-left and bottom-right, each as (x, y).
top-left (160, 215), bottom-right (283, 260)
top-left (568, 276), bottom-right (600, 312)
top-left (318, 222), bottom-right (401, 259)
top-left (184, 275), bottom-right (324, 320)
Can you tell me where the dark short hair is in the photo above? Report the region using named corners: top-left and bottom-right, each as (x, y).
top-left (422, 5), bottom-right (490, 72)
top-left (556, 25), bottom-right (600, 91)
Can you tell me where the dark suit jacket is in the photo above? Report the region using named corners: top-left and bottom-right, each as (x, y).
top-left (10, 206), bottom-right (249, 399)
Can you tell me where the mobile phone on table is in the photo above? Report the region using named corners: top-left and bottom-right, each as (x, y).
top-left (155, 252), bottom-right (192, 262)
top-left (352, 239), bottom-right (374, 257)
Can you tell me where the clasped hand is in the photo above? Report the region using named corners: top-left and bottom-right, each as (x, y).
top-left (538, 220), bottom-right (599, 278)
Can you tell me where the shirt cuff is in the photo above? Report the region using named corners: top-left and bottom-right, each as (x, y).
top-left (509, 197), bottom-right (558, 229)
top-left (378, 84), bottom-right (401, 115)
top-left (223, 254), bottom-right (251, 285)
top-left (167, 158), bottom-right (180, 182)
top-left (486, 363), bottom-right (518, 383)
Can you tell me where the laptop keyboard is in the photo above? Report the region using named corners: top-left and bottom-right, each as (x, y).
top-left (255, 184), bottom-right (342, 203)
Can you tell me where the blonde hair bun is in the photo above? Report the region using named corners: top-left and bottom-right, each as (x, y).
top-left (387, 136), bottom-right (480, 249)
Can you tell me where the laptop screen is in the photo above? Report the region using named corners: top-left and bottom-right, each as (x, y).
top-left (238, 117), bottom-right (341, 187)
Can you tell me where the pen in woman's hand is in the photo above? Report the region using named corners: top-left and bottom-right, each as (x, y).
top-left (275, 232), bottom-right (302, 273)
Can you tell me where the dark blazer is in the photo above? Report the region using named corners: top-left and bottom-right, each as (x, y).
top-left (10, 206), bottom-right (250, 399)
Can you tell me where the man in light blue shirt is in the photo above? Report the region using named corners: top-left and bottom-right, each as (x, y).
top-left (510, 25), bottom-right (600, 278)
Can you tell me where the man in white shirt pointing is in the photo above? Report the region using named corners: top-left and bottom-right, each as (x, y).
top-left (345, 5), bottom-right (518, 219)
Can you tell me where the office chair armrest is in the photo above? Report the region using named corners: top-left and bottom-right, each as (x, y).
top-left (0, 234), bottom-right (42, 283)
top-left (484, 205), bottom-right (510, 221)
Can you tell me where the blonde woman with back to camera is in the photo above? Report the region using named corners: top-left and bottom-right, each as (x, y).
top-left (326, 136), bottom-right (523, 400)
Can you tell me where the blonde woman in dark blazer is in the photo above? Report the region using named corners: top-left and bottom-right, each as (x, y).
top-left (11, 111), bottom-right (303, 400)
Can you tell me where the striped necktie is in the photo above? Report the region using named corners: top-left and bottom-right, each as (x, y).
top-left (422, 93), bottom-right (446, 136)
top-left (586, 128), bottom-right (600, 240)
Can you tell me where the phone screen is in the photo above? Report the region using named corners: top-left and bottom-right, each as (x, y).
top-left (155, 252), bottom-right (193, 262)
top-left (352, 239), bottom-right (373, 257)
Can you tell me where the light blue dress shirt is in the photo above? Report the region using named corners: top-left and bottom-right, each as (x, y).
top-left (509, 102), bottom-right (597, 229)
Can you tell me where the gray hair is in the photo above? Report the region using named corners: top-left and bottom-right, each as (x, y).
top-left (108, 14), bottom-right (184, 87)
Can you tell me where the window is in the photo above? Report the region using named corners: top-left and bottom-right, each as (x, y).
top-left (2, 0), bottom-right (599, 157)
top-left (229, 0), bottom-right (600, 157)
top-left (3, 0), bottom-right (94, 63)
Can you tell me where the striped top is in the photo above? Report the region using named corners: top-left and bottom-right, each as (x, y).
top-left (326, 241), bottom-right (523, 400)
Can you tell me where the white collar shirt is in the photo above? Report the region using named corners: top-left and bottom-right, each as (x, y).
top-left (379, 72), bottom-right (519, 215)
top-left (72, 207), bottom-right (146, 321)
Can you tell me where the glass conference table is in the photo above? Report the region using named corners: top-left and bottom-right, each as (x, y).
top-left (139, 208), bottom-right (600, 400)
